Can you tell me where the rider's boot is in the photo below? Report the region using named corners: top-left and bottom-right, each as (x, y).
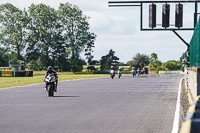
top-left (44, 85), bottom-right (47, 91)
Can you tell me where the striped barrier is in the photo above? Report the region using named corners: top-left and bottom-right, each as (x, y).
top-left (159, 71), bottom-right (184, 74)
top-left (180, 96), bottom-right (200, 133)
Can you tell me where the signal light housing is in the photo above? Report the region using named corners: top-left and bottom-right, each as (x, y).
top-left (175, 4), bottom-right (183, 28)
top-left (149, 4), bottom-right (156, 28)
top-left (162, 4), bottom-right (170, 28)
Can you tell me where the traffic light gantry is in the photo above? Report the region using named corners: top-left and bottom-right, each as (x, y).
top-left (108, 0), bottom-right (199, 48)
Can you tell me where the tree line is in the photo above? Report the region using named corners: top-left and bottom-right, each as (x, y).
top-left (99, 51), bottom-right (182, 72)
top-left (0, 3), bottom-right (96, 72)
top-left (0, 3), bottom-right (182, 72)
top-left (127, 53), bottom-right (182, 72)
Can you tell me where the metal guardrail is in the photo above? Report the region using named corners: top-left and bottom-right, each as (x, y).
top-left (180, 96), bottom-right (200, 133)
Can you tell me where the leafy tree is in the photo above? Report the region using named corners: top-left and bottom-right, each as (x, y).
top-left (0, 2), bottom-right (96, 72)
top-left (0, 3), bottom-right (28, 60)
top-left (26, 58), bottom-right (44, 71)
top-left (127, 53), bottom-right (150, 69)
top-left (149, 60), bottom-right (162, 70)
top-left (150, 53), bottom-right (158, 61)
top-left (27, 4), bottom-right (67, 69)
top-left (58, 3), bottom-right (96, 72)
top-left (162, 60), bottom-right (181, 70)
top-left (85, 34), bottom-right (97, 71)
top-left (86, 66), bottom-right (96, 72)
top-left (100, 49), bottom-right (119, 71)
top-left (70, 58), bottom-right (86, 72)
top-left (0, 47), bottom-right (9, 67)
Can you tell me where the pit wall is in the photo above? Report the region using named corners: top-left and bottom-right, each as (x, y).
top-left (185, 67), bottom-right (200, 104)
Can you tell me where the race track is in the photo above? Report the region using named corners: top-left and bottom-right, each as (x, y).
top-left (0, 74), bottom-right (183, 133)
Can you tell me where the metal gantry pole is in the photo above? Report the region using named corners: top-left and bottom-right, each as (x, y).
top-left (194, 1), bottom-right (198, 28)
top-left (140, 3), bottom-right (143, 31)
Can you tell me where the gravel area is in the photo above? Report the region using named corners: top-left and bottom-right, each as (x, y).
top-left (179, 79), bottom-right (190, 130)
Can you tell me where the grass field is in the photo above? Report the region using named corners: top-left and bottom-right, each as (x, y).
top-left (0, 74), bottom-right (109, 89)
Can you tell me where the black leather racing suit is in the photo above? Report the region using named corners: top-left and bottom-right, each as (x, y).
top-left (44, 70), bottom-right (58, 89)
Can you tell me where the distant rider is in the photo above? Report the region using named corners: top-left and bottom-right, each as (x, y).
top-left (131, 67), bottom-right (136, 73)
top-left (137, 67), bottom-right (141, 74)
top-left (44, 66), bottom-right (58, 92)
top-left (110, 66), bottom-right (115, 75)
top-left (118, 67), bottom-right (122, 75)
top-left (142, 67), bottom-right (146, 74)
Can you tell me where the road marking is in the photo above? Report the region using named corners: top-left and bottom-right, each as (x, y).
top-left (171, 78), bottom-right (183, 133)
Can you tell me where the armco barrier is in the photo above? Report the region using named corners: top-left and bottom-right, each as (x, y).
top-left (74, 72), bottom-right (93, 74)
top-left (180, 96), bottom-right (200, 133)
top-left (18, 71), bottom-right (26, 77)
top-left (75, 71), bottom-right (132, 74)
top-left (12, 71), bottom-right (33, 77)
top-left (26, 71), bottom-right (33, 77)
top-left (93, 71), bottom-right (109, 74)
top-left (1, 70), bottom-right (12, 77)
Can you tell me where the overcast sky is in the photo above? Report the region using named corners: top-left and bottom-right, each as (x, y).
top-left (0, 0), bottom-right (197, 63)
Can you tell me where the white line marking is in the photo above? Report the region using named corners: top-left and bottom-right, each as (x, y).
top-left (171, 78), bottom-right (183, 133)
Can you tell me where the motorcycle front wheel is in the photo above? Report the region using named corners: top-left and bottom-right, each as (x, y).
top-left (48, 84), bottom-right (54, 97)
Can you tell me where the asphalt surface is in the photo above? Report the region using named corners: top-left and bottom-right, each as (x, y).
top-left (0, 74), bottom-right (183, 133)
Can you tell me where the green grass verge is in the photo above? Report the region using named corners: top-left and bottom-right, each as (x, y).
top-left (0, 74), bottom-right (109, 89)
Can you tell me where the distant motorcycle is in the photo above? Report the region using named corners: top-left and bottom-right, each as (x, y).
top-left (140, 70), bottom-right (144, 75)
top-left (137, 70), bottom-right (141, 76)
top-left (110, 70), bottom-right (115, 79)
top-left (132, 70), bottom-right (137, 77)
top-left (118, 70), bottom-right (122, 78)
top-left (44, 73), bottom-right (57, 97)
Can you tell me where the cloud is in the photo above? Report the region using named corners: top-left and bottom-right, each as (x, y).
top-left (85, 10), bottom-right (137, 35)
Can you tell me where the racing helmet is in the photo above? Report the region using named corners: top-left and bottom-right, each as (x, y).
top-left (47, 66), bottom-right (53, 72)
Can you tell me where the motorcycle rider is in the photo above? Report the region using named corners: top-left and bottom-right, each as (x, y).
top-left (131, 67), bottom-right (136, 76)
top-left (142, 67), bottom-right (146, 74)
top-left (118, 67), bottom-right (122, 75)
top-left (110, 66), bottom-right (115, 71)
top-left (118, 67), bottom-right (122, 71)
top-left (131, 67), bottom-right (136, 72)
top-left (137, 67), bottom-right (141, 74)
top-left (44, 66), bottom-right (58, 92)
top-left (118, 67), bottom-right (122, 73)
top-left (110, 66), bottom-right (115, 74)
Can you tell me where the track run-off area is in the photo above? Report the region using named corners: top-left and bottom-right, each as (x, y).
top-left (0, 74), bottom-right (182, 133)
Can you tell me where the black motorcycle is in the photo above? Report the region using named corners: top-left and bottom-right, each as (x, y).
top-left (110, 70), bottom-right (115, 79)
top-left (44, 74), bottom-right (56, 97)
